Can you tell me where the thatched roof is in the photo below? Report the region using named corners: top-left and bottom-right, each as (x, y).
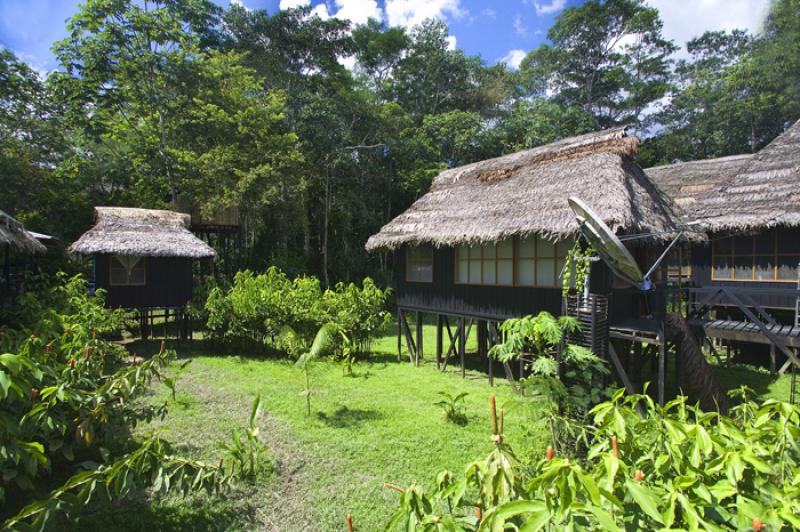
top-left (70, 207), bottom-right (216, 259)
top-left (691, 120), bottom-right (800, 231)
top-left (646, 154), bottom-right (753, 221)
top-left (366, 127), bottom-right (690, 251)
top-left (0, 209), bottom-right (46, 254)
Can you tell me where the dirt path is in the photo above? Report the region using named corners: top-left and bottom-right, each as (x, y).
top-left (160, 365), bottom-right (318, 531)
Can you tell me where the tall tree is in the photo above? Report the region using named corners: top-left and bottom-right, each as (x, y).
top-left (520, 0), bottom-right (676, 128)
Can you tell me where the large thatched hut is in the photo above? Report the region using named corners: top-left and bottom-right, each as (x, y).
top-left (367, 126), bottom-right (686, 319)
top-left (367, 127), bottom-right (694, 398)
top-left (70, 207), bottom-right (215, 310)
top-left (647, 120), bottom-right (800, 312)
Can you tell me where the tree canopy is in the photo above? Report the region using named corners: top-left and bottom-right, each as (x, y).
top-left (1, 0), bottom-right (797, 283)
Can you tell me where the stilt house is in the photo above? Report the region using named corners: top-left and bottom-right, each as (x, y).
top-left (647, 119), bottom-right (800, 375)
top-left (1, 209), bottom-right (47, 301)
top-left (367, 127), bottom-right (697, 401)
top-left (70, 207), bottom-right (216, 311)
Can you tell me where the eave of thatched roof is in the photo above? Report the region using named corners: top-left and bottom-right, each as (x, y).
top-left (646, 154), bottom-right (753, 222)
top-left (366, 127), bottom-right (694, 251)
top-left (0, 209), bottom-right (47, 255)
top-left (693, 120), bottom-right (800, 232)
top-left (70, 207), bottom-right (216, 259)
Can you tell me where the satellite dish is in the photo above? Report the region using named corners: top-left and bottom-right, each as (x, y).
top-left (568, 197), bottom-right (647, 289)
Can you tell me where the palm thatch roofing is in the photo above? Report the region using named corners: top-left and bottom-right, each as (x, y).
top-left (366, 127), bottom-right (691, 251)
top-left (70, 207), bottom-right (216, 259)
top-left (0, 209), bottom-right (46, 254)
top-left (645, 154), bottom-right (754, 222)
top-left (690, 120), bottom-right (800, 231)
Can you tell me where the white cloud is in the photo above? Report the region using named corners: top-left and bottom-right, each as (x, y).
top-left (500, 49), bottom-right (527, 70)
top-left (384, 0), bottom-right (465, 29)
top-left (482, 8), bottom-right (497, 19)
top-left (339, 55), bottom-right (357, 70)
top-left (333, 0), bottom-right (382, 25)
top-left (534, 0), bottom-right (567, 16)
top-left (310, 2), bottom-right (330, 19)
top-left (645, 0), bottom-right (770, 56)
top-left (279, 0), bottom-right (310, 9)
top-left (446, 35), bottom-right (457, 51)
top-left (513, 13), bottom-right (527, 36)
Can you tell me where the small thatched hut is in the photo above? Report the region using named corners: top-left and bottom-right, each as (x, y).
top-left (647, 119), bottom-right (800, 311)
top-left (367, 126), bottom-right (689, 326)
top-left (70, 207), bottom-right (215, 309)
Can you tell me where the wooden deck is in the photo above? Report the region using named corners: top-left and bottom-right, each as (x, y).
top-left (688, 318), bottom-right (800, 348)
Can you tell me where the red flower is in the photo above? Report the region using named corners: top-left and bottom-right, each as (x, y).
top-left (546, 446), bottom-right (554, 461)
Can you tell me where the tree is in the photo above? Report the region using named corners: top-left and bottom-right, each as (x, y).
top-left (520, 0), bottom-right (676, 128)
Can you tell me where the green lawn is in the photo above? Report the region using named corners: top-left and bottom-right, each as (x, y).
top-left (69, 321), bottom-right (796, 530)
top-left (75, 323), bottom-right (542, 531)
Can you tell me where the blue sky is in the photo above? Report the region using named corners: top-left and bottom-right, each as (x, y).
top-left (0, 0), bottom-right (771, 74)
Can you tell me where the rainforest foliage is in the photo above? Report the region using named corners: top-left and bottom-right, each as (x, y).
top-left (0, 276), bottom-right (251, 530)
top-left (386, 389), bottom-right (800, 530)
top-left (1, 0), bottom-right (798, 283)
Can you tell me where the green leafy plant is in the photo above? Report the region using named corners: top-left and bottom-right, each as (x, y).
top-left (3, 436), bottom-right (230, 531)
top-left (222, 394), bottom-right (270, 480)
top-left (204, 268), bottom-right (391, 360)
top-left (562, 241), bottom-right (595, 296)
top-left (489, 312), bottom-right (610, 415)
top-left (163, 359), bottom-right (192, 402)
top-left (434, 391), bottom-right (469, 425)
top-left (384, 387), bottom-right (800, 530)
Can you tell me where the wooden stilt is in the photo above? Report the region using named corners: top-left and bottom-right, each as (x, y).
top-left (658, 322), bottom-right (666, 406)
top-left (396, 311), bottom-right (402, 361)
top-left (415, 311), bottom-right (423, 366)
top-left (458, 317), bottom-right (466, 378)
top-left (399, 310), bottom-right (417, 363)
top-left (770, 344), bottom-right (777, 374)
top-left (608, 341), bottom-right (644, 417)
top-left (436, 314), bottom-right (443, 369)
top-left (441, 319), bottom-right (461, 372)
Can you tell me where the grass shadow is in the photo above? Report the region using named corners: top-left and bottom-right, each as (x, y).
top-left (316, 406), bottom-right (383, 428)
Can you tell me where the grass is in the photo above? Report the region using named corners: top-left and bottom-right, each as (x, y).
top-left (69, 320), bottom-right (797, 530)
top-left (75, 323), bottom-right (543, 531)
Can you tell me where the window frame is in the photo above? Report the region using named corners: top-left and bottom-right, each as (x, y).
top-left (711, 230), bottom-right (799, 283)
top-left (405, 245), bottom-right (434, 283)
top-left (109, 255), bottom-right (147, 287)
top-left (454, 235), bottom-right (572, 288)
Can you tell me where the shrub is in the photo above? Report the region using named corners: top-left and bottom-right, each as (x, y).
top-left (0, 275), bottom-right (234, 530)
top-left (205, 267), bottom-right (391, 357)
top-left (385, 388), bottom-right (800, 530)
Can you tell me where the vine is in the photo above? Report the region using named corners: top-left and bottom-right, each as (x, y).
top-left (562, 240), bottom-right (595, 296)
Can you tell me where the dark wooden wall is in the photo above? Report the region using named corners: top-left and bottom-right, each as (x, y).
top-left (690, 226), bottom-right (800, 310)
top-left (394, 245), bottom-right (643, 323)
top-left (94, 254), bottom-right (193, 309)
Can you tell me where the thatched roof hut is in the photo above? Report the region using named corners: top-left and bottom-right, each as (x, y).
top-left (688, 120), bottom-right (800, 231)
top-left (70, 207), bottom-right (216, 259)
top-left (366, 126), bottom-right (690, 251)
top-left (0, 209), bottom-right (46, 255)
top-left (645, 154), bottom-right (753, 221)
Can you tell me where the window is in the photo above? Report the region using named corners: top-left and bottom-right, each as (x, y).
top-left (455, 240), bottom-right (513, 285)
top-left (666, 247), bottom-right (692, 285)
top-left (455, 236), bottom-right (573, 287)
top-left (712, 229), bottom-right (800, 283)
top-left (109, 255), bottom-right (146, 286)
top-left (406, 245), bottom-right (433, 282)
